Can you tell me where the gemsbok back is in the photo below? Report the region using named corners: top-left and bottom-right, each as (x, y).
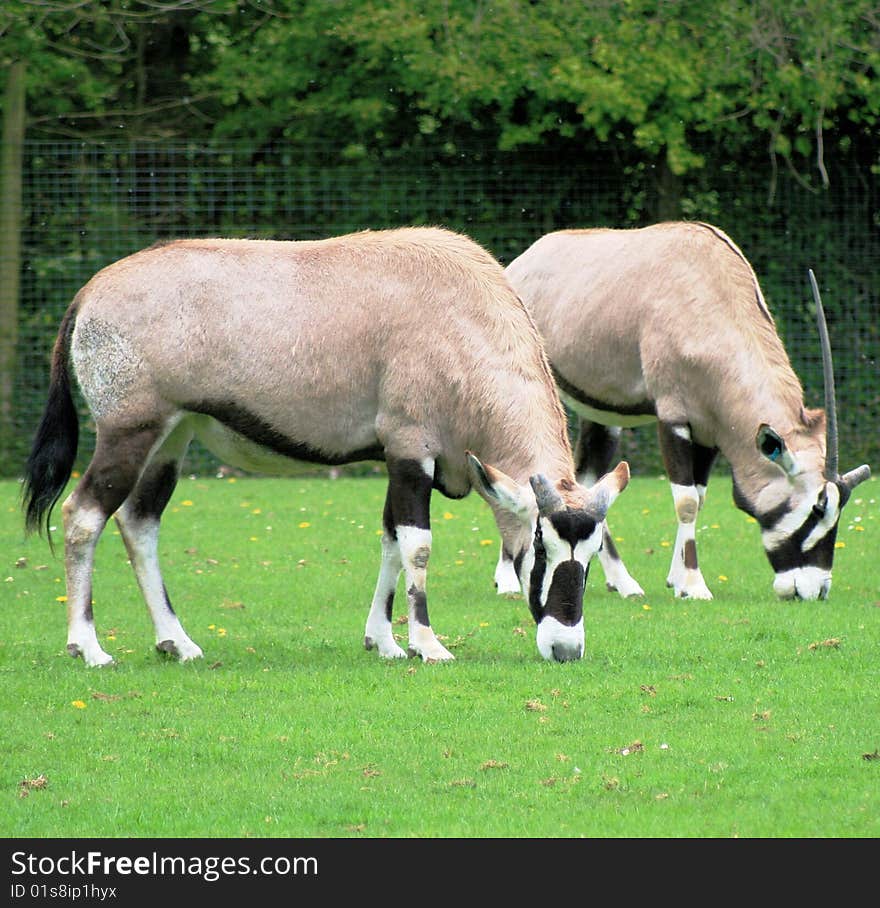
top-left (498, 221), bottom-right (870, 601)
top-left (22, 226), bottom-right (629, 666)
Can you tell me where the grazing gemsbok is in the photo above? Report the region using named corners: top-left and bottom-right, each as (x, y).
top-left (495, 221), bottom-right (870, 601)
top-left (21, 226), bottom-right (630, 666)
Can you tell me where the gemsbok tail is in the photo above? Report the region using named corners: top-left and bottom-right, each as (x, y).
top-left (22, 304), bottom-right (80, 543)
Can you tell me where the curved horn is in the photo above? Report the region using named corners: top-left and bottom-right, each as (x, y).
top-left (529, 474), bottom-right (564, 516)
top-left (841, 464), bottom-right (871, 490)
top-left (809, 269), bottom-right (839, 480)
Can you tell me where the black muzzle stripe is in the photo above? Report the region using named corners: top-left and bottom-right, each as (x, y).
top-left (543, 560), bottom-right (586, 627)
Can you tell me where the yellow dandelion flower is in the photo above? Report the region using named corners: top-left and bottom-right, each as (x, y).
top-left (72, 471), bottom-right (80, 479)
top-left (252, 508), bottom-right (261, 514)
top-left (479, 622), bottom-right (489, 628)
top-left (443, 511), bottom-right (455, 520)
top-left (641, 508), bottom-right (650, 515)
top-left (249, 536), bottom-right (258, 541)
top-left (217, 628), bottom-right (227, 637)
top-left (208, 624), bottom-right (216, 630)
top-left (834, 541), bottom-right (845, 549)
top-left (718, 574), bottom-right (728, 582)
top-left (660, 540), bottom-right (671, 547)
top-left (642, 604), bottom-right (651, 611)
top-left (615, 536), bottom-right (624, 543)
top-left (56, 595), bottom-right (67, 602)
top-left (479, 539), bottom-right (494, 546)
top-left (71, 700), bottom-right (86, 709)
top-left (181, 500), bottom-right (194, 507)
top-left (454, 559), bottom-right (464, 565)
top-left (298, 521), bottom-right (311, 528)
top-left (227, 477), bottom-right (237, 483)
top-left (854, 525), bottom-right (865, 532)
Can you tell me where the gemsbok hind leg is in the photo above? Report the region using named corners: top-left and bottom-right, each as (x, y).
top-left (575, 420), bottom-right (644, 598)
top-left (659, 421), bottom-right (718, 599)
top-left (364, 456), bottom-right (454, 663)
top-left (113, 419), bottom-right (203, 662)
top-left (62, 424), bottom-right (164, 666)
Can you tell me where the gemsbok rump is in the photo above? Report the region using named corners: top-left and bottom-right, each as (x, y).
top-left (496, 221), bottom-right (870, 601)
top-left (22, 226), bottom-right (629, 666)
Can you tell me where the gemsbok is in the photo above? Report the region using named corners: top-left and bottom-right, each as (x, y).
top-left (495, 221), bottom-right (870, 601)
top-left (22, 226), bottom-right (629, 666)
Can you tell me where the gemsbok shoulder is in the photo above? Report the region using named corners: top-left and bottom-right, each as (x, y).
top-left (22, 226), bottom-right (629, 666)
top-left (498, 221), bottom-right (870, 601)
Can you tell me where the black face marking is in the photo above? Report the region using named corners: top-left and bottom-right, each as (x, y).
top-left (185, 400), bottom-right (384, 465)
top-left (542, 560), bottom-right (586, 627)
top-left (734, 475), bottom-right (849, 574)
top-left (552, 368), bottom-right (656, 418)
top-left (527, 524), bottom-right (547, 625)
top-left (408, 586), bottom-right (429, 626)
top-left (528, 511), bottom-right (597, 627)
top-left (767, 519), bottom-right (838, 573)
top-left (546, 510), bottom-right (599, 548)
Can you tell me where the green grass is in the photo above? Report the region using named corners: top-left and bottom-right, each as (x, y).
top-left (1, 472), bottom-right (878, 838)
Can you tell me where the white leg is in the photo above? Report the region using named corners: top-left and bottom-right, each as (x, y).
top-left (397, 526), bottom-right (454, 662)
top-left (494, 545), bottom-right (521, 595)
top-left (364, 533), bottom-right (407, 658)
top-left (597, 524), bottom-right (645, 598)
top-left (115, 504), bottom-right (203, 661)
top-left (62, 498), bottom-right (114, 666)
top-left (666, 484), bottom-right (713, 599)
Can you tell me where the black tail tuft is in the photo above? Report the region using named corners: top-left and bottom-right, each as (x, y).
top-left (21, 307), bottom-right (80, 547)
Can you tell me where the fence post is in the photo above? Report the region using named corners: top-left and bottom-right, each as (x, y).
top-left (0, 60), bottom-right (26, 474)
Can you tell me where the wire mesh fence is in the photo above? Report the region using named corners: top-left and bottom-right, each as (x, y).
top-left (5, 140), bottom-right (879, 480)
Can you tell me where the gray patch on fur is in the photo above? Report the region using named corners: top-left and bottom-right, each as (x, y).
top-left (72, 318), bottom-right (140, 418)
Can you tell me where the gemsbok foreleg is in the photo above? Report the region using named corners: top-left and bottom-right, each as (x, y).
top-left (364, 456), bottom-right (453, 663)
top-left (62, 424), bottom-right (163, 666)
top-left (575, 420), bottom-right (644, 598)
top-left (113, 420), bottom-right (203, 662)
top-left (658, 422), bottom-right (718, 599)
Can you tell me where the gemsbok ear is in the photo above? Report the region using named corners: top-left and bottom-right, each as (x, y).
top-left (756, 424), bottom-right (802, 477)
top-left (466, 451), bottom-right (536, 519)
top-left (585, 461), bottom-right (630, 520)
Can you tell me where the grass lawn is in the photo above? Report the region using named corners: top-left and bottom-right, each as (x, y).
top-left (1, 471), bottom-right (878, 839)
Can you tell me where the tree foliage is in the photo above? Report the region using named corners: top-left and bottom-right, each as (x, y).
top-left (1, 0), bottom-right (877, 186)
